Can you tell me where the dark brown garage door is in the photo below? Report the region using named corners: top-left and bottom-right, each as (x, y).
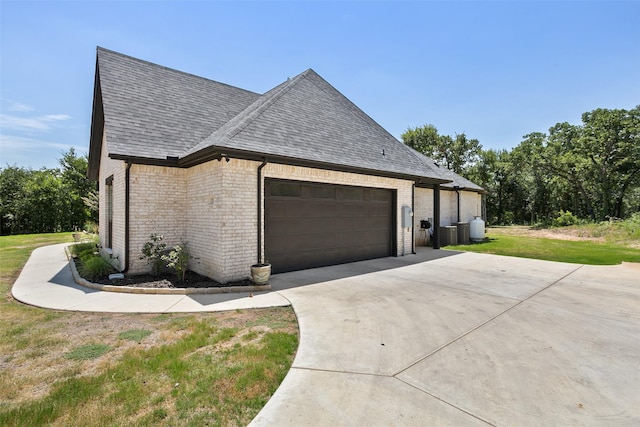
top-left (265, 179), bottom-right (395, 273)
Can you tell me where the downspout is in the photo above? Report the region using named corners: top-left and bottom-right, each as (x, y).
top-left (433, 184), bottom-right (440, 249)
top-left (411, 183), bottom-right (416, 254)
top-left (122, 160), bottom-right (132, 273)
top-left (256, 159), bottom-right (268, 265)
top-left (454, 185), bottom-right (461, 223)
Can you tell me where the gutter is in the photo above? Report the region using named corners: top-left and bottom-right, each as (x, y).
top-left (109, 148), bottom-right (452, 188)
top-left (256, 159), bottom-right (268, 265)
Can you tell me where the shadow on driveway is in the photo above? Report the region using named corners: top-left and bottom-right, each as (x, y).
top-left (270, 247), bottom-right (461, 291)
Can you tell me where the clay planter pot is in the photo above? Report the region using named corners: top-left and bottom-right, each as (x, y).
top-left (250, 263), bottom-right (271, 285)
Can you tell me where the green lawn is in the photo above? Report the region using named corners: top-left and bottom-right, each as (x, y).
top-left (0, 232), bottom-right (75, 286)
top-left (448, 234), bottom-right (640, 265)
top-left (0, 233), bottom-right (298, 426)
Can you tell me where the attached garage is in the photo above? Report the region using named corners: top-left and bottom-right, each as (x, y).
top-left (265, 179), bottom-right (396, 273)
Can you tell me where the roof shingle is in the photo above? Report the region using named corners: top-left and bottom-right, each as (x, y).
top-left (90, 47), bottom-right (483, 191)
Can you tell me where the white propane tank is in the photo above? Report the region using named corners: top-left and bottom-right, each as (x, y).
top-left (470, 216), bottom-right (485, 242)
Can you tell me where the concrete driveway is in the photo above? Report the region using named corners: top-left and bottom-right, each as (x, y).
top-left (12, 245), bottom-right (640, 425)
top-left (251, 251), bottom-right (640, 426)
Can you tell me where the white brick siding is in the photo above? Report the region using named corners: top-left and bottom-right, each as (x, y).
top-left (97, 130), bottom-right (126, 270)
top-left (127, 165), bottom-right (188, 274)
top-left (414, 187), bottom-right (482, 244)
top-left (264, 163), bottom-right (413, 257)
top-left (99, 155), bottom-right (432, 282)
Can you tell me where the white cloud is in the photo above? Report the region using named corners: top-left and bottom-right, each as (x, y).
top-left (0, 134), bottom-right (86, 168)
top-left (0, 113), bottom-right (73, 131)
top-left (0, 114), bottom-right (50, 130)
top-left (43, 114), bottom-right (72, 121)
top-left (0, 134), bottom-right (78, 151)
top-left (9, 102), bottom-right (35, 112)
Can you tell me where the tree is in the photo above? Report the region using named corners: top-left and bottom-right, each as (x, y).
top-left (402, 125), bottom-right (482, 175)
top-left (403, 105), bottom-right (639, 225)
top-left (0, 149), bottom-right (97, 235)
top-left (0, 166), bottom-right (30, 234)
top-left (59, 148), bottom-right (96, 230)
top-left (578, 106), bottom-right (640, 218)
top-left (18, 169), bottom-right (65, 233)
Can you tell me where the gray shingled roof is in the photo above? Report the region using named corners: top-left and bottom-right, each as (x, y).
top-left (406, 147), bottom-right (485, 192)
top-left (96, 47), bottom-right (259, 160)
top-left (89, 47), bottom-right (482, 188)
top-left (183, 69), bottom-right (448, 180)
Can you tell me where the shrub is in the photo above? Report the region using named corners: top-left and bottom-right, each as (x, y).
top-left (161, 242), bottom-right (190, 282)
top-left (79, 255), bottom-right (117, 280)
top-left (69, 241), bottom-right (99, 261)
top-left (552, 210), bottom-right (580, 227)
top-left (622, 212), bottom-right (640, 239)
top-left (140, 234), bottom-right (166, 276)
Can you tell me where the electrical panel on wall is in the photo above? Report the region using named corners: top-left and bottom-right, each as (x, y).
top-left (401, 206), bottom-right (413, 228)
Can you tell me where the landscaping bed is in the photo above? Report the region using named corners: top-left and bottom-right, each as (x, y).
top-left (69, 237), bottom-right (257, 290)
top-left (77, 260), bottom-right (253, 289)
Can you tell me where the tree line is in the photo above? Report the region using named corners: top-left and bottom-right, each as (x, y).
top-left (0, 149), bottom-right (97, 235)
top-left (1, 106), bottom-right (637, 234)
top-left (403, 105), bottom-right (640, 225)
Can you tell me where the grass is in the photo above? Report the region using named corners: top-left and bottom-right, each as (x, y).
top-left (0, 233), bottom-right (298, 426)
top-left (64, 343), bottom-right (112, 360)
top-left (0, 232), bottom-right (75, 287)
top-left (118, 329), bottom-right (152, 342)
top-left (448, 230), bottom-right (640, 265)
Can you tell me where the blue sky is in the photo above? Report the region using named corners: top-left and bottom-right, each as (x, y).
top-left (1, 1), bottom-right (639, 170)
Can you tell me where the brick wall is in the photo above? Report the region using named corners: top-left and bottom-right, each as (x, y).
top-left (186, 160), bottom-right (416, 282)
top-left (97, 130), bottom-right (126, 270)
top-left (414, 187), bottom-right (482, 244)
top-left (264, 163), bottom-right (414, 257)
top-left (186, 159), bottom-right (257, 283)
top-left (127, 164), bottom-right (188, 274)
top-left (99, 153), bottom-right (428, 282)
top-left (186, 161), bottom-right (223, 281)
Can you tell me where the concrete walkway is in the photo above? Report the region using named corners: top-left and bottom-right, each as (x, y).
top-left (12, 243), bottom-right (291, 312)
top-left (12, 243), bottom-right (640, 426)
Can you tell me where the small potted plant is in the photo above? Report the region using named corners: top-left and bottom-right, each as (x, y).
top-left (250, 261), bottom-right (271, 285)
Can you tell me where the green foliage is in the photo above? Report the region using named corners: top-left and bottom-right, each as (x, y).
top-left (448, 233), bottom-right (640, 265)
top-left (552, 210), bottom-right (581, 227)
top-left (118, 329), bottom-right (152, 343)
top-left (64, 343), bottom-right (112, 360)
top-left (402, 124), bottom-right (482, 174)
top-left (78, 255), bottom-right (116, 280)
top-left (161, 242), bottom-right (190, 282)
top-left (452, 105), bottom-right (639, 225)
top-left (0, 149), bottom-right (96, 235)
top-left (69, 241), bottom-right (99, 261)
top-left (139, 234), bottom-right (166, 276)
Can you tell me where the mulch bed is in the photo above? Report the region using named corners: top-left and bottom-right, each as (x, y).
top-left (94, 271), bottom-right (254, 289)
top-left (73, 257), bottom-right (253, 289)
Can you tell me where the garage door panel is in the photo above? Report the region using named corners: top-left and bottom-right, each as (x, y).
top-left (266, 179), bottom-right (394, 274)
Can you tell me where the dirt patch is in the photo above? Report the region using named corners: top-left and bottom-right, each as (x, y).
top-left (1, 307), bottom-right (297, 406)
top-left (488, 226), bottom-right (606, 242)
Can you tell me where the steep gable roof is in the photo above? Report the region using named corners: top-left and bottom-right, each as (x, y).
top-left (88, 48), bottom-right (457, 186)
top-left (88, 47), bottom-right (259, 177)
top-left (183, 69), bottom-right (447, 180)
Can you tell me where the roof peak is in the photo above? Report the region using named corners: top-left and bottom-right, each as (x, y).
top-left (96, 46), bottom-right (259, 96)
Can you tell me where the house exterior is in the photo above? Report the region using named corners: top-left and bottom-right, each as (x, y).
top-left (88, 47), bottom-right (485, 283)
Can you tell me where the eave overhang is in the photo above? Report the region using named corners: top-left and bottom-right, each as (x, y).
top-left (108, 145), bottom-right (452, 187)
